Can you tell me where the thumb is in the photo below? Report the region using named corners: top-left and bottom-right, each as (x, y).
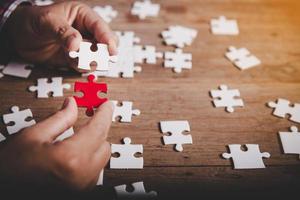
top-left (30, 97), bottom-right (78, 142)
top-left (38, 13), bottom-right (82, 51)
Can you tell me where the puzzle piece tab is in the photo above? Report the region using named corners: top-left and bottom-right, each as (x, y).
top-left (268, 98), bottom-right (300, 123)
top-left (110, 137), bottom-right (143, 169)
top-left (69, 41), bottom-right (117, 71)
top-left (164, 48), bottom-right (192, 73)
top-left (2, 62), bottom-right (33, 78)
top-left (210, 16), bottom-right (239, 35)
top-left (131, 0), bottom-right (160, 19)
top-left (279, 126), bottom-right (300, 159)
top-left (160, 121), bottom-right (192, 152)
top-left (114, 182), bottom-right (157, 199)
top-left (222, 144), bottom-right (270, 169)
top-left (74, 75), bottom-right (108, 116)
top-left (225, 46), bottom-right (261, 70)
top-left (134, 45), bottom-right (163, 64)
top-left (210, 85), bottom-right (244, 113)
top-left (111, 101), bottom-right (141, 123)
top-left (3, 106), bottom-right (36, 135)
top-left (161, 25), bottom-right (198, 48)
top-left (93, 5), bottom-right (118, 23)
top-left (29, 77), bottom-right (71, 98)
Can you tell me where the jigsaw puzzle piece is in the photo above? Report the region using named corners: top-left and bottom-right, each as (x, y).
top-left (133, 45), bottom-right (163, 64)
top-left (279, 126), bottom-right (300, 159)
top-left (110, 137), bottom-right (143, 169)
top-left (96, 170), bottom-right (104, 186)
top-left (211, 16), bottom-right (239, 35)
top-left (69, 41), bottom-right (117, 71)
top-left (0, 133), bottom-right (6, 142)
top-left (222, 144), bottom-right (270, 169)
top-left (2, 62), bottom-right (33, 78)
top-left (111, 101), bottom-right (141, 122)
top-left (74, 75), bottom-right (108, 116)
top-left (268, 98), bottom-right (300, 123)
top-left (160, 121), bottom-right (192, 152)
top-left (3, 106), bottom-right (36, 135)
top-left (114, 181), bottom-right (157, 199)
top-left (164, 48), bottom-right (192, 73)
top-left (93, 5), bottom-right (118, 23)
top-left (131, 0), bottom-right (160, 19)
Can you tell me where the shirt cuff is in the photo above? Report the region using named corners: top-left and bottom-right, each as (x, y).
top-left (0, 0), bottom-right (34, 31)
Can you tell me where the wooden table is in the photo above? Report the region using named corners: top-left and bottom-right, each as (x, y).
top-left (1, 0), bottom-right (300, 198)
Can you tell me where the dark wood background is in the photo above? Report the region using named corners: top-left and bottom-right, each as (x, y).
top-left (0, 0), bottom-right (300, 198)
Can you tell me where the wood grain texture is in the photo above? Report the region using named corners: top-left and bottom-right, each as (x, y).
top-left (0, 0), bottom-right (300, 197)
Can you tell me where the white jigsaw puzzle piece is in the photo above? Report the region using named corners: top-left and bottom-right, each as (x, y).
top-left (69, 41), bottom-right (117, 71)
top-left (164, 48), bottom-right (192, 73)
top-left (134, 45), bottom-right (163, 64)
top-left (161, 25), bottom-right (198, 48)
top-left (279, 126), bottom-right (300, 159)
top-left (0, 133), bottom-right (6, 142)
top-left (110, 137), bottom-right (143, 169)
top-left (222, 144), bottom-right (270, 169)
top-left (0, 65), bottom-right (4, 78)
top-left (54, 127), bottom-right (74, 143)
top-left (268, 98), bottom-right (300, 123)
top-left (3, 106), bottom-right (36, 135)
top-left (35, 0), bottom-right (53, 6)
top-left (160, 121), bottom-right (192, 152)
top-left (96, 170), bottom-right (104, 186)
top-left (131, 0), bottom-right (160, 19)
top-left (93, 5), bottom-right (118, 23)
top-left (225, 46), bottom-right (261, 70)
top-left (211, 16), bottom-right (239, 35)
top-left (111, 101), bottom-right (141, 123)
top-left (2, 62), bottom-right (33, 78)
top-left (29, 77), bottom-right (71, 98)
top-left (114, 181), bottom-right (157, 198)
top-left (210, 85), bottom-right (244, 113)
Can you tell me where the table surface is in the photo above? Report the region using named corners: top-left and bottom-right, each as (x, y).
top-left (1, 0), bottom-right (300, 198)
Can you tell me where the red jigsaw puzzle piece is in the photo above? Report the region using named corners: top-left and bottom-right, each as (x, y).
top-left (74, 75), bottom-right (108, 116)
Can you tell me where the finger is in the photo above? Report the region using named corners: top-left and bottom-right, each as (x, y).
top-left (75, 5), bottom-right (118, 55)
top-left (68, 101), bottom-right (113, 153)
top-left (30, 97), bottom-right (78, 142)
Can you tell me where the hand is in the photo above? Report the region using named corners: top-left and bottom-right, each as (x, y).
top-left (3, 1), bottom-right (118, 69)
top-left (0, 97), bottom-right (113, 190)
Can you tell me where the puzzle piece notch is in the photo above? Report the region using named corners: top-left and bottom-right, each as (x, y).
top-left (134, 45), bottom-right (163, 64)
top-left (3, 106), bottom-right (36, 135)
top-left (160, 121), bottom-right (192, 152)
top-left (74, 75), bottom-right (108, 116)
top-left (279, 126), bottom-right (300, 159)
top-left (164, 48), bottom-right (192, 73)
top-left (114, 182), bottom-right (157, 199)
top-left (225, 46), bottom-right (261, 70)
top-left (222, 144), bottom-right (270, 169)
top-left (111, 101), bottom-right (141, 123)
top-left (211, 16), bottom-right (239, 35)
top-left (131, 0), bottom-right (160, 19)
top-left (110, 137), bottom-right (143, 169)
top-left (0, 133), bottom-right (6, 142)
top-left (2, 62), bottom-right (33, 78)
top-left (268, 98), bottom-right (300, 123)
top-left (93, 5), bottom-right (118, 23)
top-left (29, 77), bottom-right (71, 98)
top-left (69, 41), bottom-right (117, 71)
top-left (210, 85), bottom-right (244, 113)
top-left (161, 25), bottom-right (198, 48)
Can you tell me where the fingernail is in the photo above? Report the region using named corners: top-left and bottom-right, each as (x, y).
top-left (61, 98), bottom-right (70, 110)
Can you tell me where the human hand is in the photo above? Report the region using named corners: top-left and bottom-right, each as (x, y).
top-left (3, 1), bottom-right (118, 70)
top-left (0, 97), bottom-right (113, 190)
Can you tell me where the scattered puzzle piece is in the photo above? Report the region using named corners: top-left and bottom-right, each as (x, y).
top-left (96, 170), bottom-right (104, 186)
top-left (222, 144), bottom-right (270, 169)
top-left (210, 16), bottom-right (239, 35)
top-left (74, 75), bottom-right (108, 116)
top-left (131, 0), bottom-right (160, 20)
top-left (111, 101), bottom-right (141, 123)
top-left (164, 48), bottom-right (192, 73)
top-left (35, 0), bottom-right (53, 6)
top-left (2, 62), bottom-right (33, 78)
top-left (161, 25), bottom-right (198, 48)
top-left (114, 181), bottom-right (157, 199)
top-left (133, 45), bottom-right (163, 64)
top-left (54, 127), bottom-right (74, 143)
top-left (225, 46), bottom-right (261, 70)
top-left (3, 106), bottom-right (36, 135)
top-left (279, 126), bottom-right (300, 159)
top-left (93, 5), bottom-right (118, 23)
top-left (268, 98), bottom-right (300, 123)
top-left (0, 133), bottom-right (5, 142)
top-left (69, 41), bottom-right (117, 71)
top-left (160, 121), bottom-right (192, 152)
top-left (110, 137), bottom-right (143, 169)
top-left (29, 77), bottom-right (71, 98)
top-left (210, 85), bottom-right (244, 113)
